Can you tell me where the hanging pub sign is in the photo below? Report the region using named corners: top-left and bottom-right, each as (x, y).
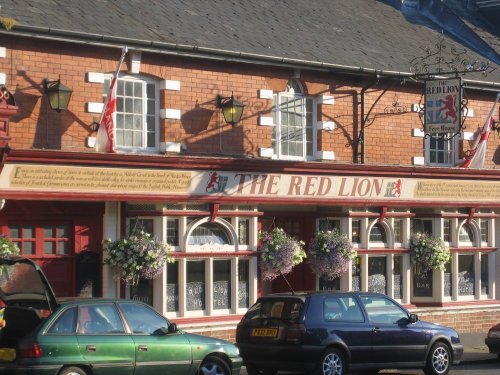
top-left (424, 78), bottom-right (462, 135)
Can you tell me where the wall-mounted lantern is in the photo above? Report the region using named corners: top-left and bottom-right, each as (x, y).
top-left (43, 79), bottom-right (73, 112)
top-left (216, 93), bottom-right (244, 126)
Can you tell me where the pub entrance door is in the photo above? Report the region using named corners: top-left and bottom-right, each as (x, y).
top-left (260, 216), bottom-right (316, 294)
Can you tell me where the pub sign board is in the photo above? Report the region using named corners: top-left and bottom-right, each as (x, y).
top-left (424, 78), bottom-right (462, 135)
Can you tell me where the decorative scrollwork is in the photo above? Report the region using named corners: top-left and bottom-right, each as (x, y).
top-left (384, 94), bottom-right (407, 114)
top-left (409, 34), bottom-right (494, 77)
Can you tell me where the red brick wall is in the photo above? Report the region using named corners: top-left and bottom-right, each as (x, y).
top-left (1, 36), bottom-right (498, 168)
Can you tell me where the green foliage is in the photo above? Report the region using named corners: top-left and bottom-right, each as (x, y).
top-left (0, 235), bottom-right (20, 258)
top-left (409, 232), bottom-right (451, 274)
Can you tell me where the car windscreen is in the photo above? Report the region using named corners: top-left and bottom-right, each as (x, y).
top-left (244, 299), bottom-right (304, 323)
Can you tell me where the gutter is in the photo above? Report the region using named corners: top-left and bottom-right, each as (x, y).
top-left (2, 24), bottom-right (499, 89)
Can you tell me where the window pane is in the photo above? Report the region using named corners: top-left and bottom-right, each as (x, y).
top-left (23, 241), bottom-right (35, 255)
top-left (368, 257), bottom-right (386, 294)
top-left (188, 223), bottom-right (229, 245)
top-left (166, 218), bottom-right (179, 246)
top-left (44, 227), bottom-right (55, 238)
top-left (443, 219), bottom-right (452, 242)
top-left (394, 219), bottom-right (403, 243)
top-left (125, 81), bottom-right (133, 96)
top-left (444, 261), bottom-right (452, 297)
top-left (480, 221), bottom-right (489, 242)
top-left (324, 296), bottom-right (363, 322)
top-left (352, 257), bottom-right (361, 291)
top-left (238, 219), bottom-right (250, 245)
top-left (44, 241), bottom-right (54, 254)
top-left (481, 255), bottom-right (489, 295)
top-left (186, 261), bottom-right (205, 311)
top-left (352, 220), bottom-right (361, 243)
top-left (369, 223), bottom-right (387, 243)
top-left (360, 296), bottom-right (407, 324)
top-left (118, 302), bottom-right (166, 334)
top-left (318, 219), bottom-right (340, 232)
top-left (459, 224), bottom-right (474, 243)
top-left (9, 226), bottom-right (19, 238)
top-left (458, 254), bottom-right (474, 296)
top-left (238, 260), bottom-right (249, 308)
top-left (394, 256), bottom-right (403, 299)
top-left (48, 307), bottom-right (76, 334)
top-left (213, 260), bottom-right (231, 310)
top-left (166, 261), bottom-right (179, 312)
top-left (58, 241), bottom-right (69, 255)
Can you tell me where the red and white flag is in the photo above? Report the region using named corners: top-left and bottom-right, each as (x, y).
top-left (95, 47), bottom-right (128, 152)
top-left (460, 93), bottom-right (499, 169)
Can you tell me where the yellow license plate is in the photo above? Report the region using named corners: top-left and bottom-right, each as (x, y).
top-left (252, 328), bottom-right (278, 337)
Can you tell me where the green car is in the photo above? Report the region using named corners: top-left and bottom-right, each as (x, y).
top-left (0, 256), bottom-right (242, 375)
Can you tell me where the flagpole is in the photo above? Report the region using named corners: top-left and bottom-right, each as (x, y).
top-left (95, 46), bottom-right (128, 152)
top-left (96, 46), bottom-right (128, 127)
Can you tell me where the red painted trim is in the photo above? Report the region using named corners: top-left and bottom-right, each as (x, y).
top-left (210, 203), bottom-right (219, 222)
top-left (7, 149), bottom-right (500, 180)
top-left (355, 247), bottom-right (497, 254)
top-left (172, 314), bottom-right (244, 325)
top-left (467, 207), bottom-right (476, 223)
top-left (172, 251), bottom-right (257, 258)
top-left (450, 247), bottom-right (497, 253)
top-left (356, 249), bottom-right (409, 254)
top-left (379, 206), bottom-right (387, 223)
top-left (124, 210), bottom-right (263, 217)
top-left (4, 190), bottom-right (499, 208)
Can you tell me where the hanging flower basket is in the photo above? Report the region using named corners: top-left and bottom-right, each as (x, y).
top-left (0, 234), bottom-right (20, 258)
top-left (103, 230), bottom-right (173, 286)
top-left (307, 230), bottom-right (357, 280)
top-left (259, 227), bottom-right (306, 281)
top-left (409, 232), bottom-right (451, 275)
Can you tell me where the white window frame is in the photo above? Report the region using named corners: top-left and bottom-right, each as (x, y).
top-left (272, 80), bottom-right (317, 161)
top-left (424, 133), bottom-right (459, 166)
top-left (104, 74), bottom-right (160, 153)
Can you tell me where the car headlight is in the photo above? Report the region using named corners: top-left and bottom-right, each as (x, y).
top-left (488, 330), bottom-right (500, 338)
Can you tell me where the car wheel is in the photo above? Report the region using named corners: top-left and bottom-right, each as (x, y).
top-left (199, 355), bottom-right (231, 375)
top-left (58, 367), bottom-right (88, 375)
top-left (425, 342), bottom-right (451, 375)
top-left (316, 348), bottom-right (345, 375)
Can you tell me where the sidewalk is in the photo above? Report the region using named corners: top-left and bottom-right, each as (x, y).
top-left (461, 345), bottom-right (497, 364)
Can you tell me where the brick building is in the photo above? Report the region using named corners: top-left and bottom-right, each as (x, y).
top-left (0, 0), bottom-right (499, 341)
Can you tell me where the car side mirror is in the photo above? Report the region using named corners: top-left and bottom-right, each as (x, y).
top-left (408, 313), bottom-right (419, 324)
top-left (168, 323), bottom-right (178, 334)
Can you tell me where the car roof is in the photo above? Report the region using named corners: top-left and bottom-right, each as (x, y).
top-left (57, 297), bottom-right (150, 306)
top-left (257, 291), bottom-right (388, 301)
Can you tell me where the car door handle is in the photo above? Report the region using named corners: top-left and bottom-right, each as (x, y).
top-left (372, 327), bottom-right (381, 333)
top-left (138, 345), bottom-right (148, 352)
top-left (86, 345), bottom-right (97, 352)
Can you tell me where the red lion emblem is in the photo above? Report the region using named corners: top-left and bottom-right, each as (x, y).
top-left (206, 172), bottom-right (218, 192)
top-left (393, 179), bottom-right (402, 197)
top-left (439, 94), bottom-right (458, 123)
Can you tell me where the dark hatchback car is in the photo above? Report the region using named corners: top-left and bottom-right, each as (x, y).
top-left (236, 292), bottom-right (463, 375)
top-left (0, 256), bottom-right (242, 375)
top-left (485, 323), bottom-right (500, 358)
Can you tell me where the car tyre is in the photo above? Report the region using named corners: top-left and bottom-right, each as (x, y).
top-left (199, 355), bottom-right (231, 375)
top-left (58, 367), bottom-right (88, 375)
top-left (424, 342), bottom-right (451, 375)
top-left (316, 348), bottom-right (345, 375)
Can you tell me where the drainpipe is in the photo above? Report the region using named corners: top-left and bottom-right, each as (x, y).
top-left (357, 79), bottom-right (378, 164)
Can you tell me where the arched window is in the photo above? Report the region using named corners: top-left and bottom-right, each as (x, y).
top-left (188, 222), bottom-right (231, 245)
top-left (369, 223), bottom-right (387, 243)
top-left (272, 79), bottom-right (316, 160)
top-left (458, 223), bottom-right (474, 244)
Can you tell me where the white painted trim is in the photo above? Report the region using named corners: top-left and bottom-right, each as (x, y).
top-left (412, 128), bottom-right (425, 137)
top-left (0, 73), bottom-right (5, 85)
top-left (259, 147), bottom-right (274, 158)
top-left (160, 80), bottom-right (181, 91)
top-left (258, 116), bottom-right (274, 126)
top-left (464, 108), bottom-right (474, 117)
top-left (87, 72), bottom-right (105, 84)
top-left (317, 151), bottom-right (335, 160)
top-left (258, 89), bottom-right (273, 99)
top-left (411, 103), bottom-right (422, 112)
top-left (318, 95), bottom-right (334, 105)
top-left (317, 121), bottom-right (336, 131)
top-left (160, 142), bottom-right (181, 153)
top-left (412, 156), bottom-right (425, 165)
top-left (462, 132), bottom-right (474, 141)
top-left (0, 47), bottom-right (6, 58)
top-left (86, 136), bottom-right (96, 148)
top-left (87, 102), bottom-right (104, 113)
top-left (129, 51), bottom-right (142, 74)
top-left (160, 108), bottom-right (181, 119)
